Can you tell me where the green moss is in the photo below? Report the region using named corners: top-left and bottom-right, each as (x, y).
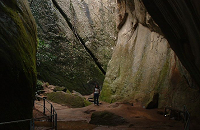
top-left (66, 89), bottom-right (71, 94)
top-left (132, 67), bottom-right (143, 91)
top-left (100, 82), bottom-right (116, 103)
top-left (84, 99), bottom-right (92, 106)
top-left (53, 86), bottom-right (66, 92)
top-left (1, 2), bottom-right (37, 90)
top-left (154, 57), bottom-right (170, 92)
top-left (0, 1), bottom-right (37, 129)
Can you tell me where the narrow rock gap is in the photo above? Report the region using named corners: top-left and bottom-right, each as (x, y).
top-left (52, 0), bottom-right (106, 75)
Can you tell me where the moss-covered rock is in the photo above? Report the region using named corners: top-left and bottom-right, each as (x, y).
top-left (47, 92), bottom-right (86, 108)
top-left (0, 0), bottom-right (37, 129)
top-left (53, 86), bottom-right (67, 92)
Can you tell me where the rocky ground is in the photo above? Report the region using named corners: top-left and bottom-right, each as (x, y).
top-left (33, 85), bottom-right (200, 130)
top-left (34, 99), bottom-right (189, 130)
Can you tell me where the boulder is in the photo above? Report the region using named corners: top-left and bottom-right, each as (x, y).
top-left (89, 111), bottom-right (127, 126)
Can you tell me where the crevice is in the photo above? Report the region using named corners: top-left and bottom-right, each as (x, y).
top-left (52, 0), bottom-right (106, 75)
top-left (117, 13), bottom-right (128, 30)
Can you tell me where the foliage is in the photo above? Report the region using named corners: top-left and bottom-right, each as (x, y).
top-left (36, 80), bottom-right (43, 91)
top-left (36, 38), bottom-right (105, 95)
top-left (36, 39), bottom-right (57, 63)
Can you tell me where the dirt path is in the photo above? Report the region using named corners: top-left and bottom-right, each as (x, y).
top-left (34, 99), bottom-right (186, 130)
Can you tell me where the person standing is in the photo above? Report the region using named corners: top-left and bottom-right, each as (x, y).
top-left (94, 84), bottom-right (100, 106)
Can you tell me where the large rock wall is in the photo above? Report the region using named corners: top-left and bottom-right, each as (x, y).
top-left (101, 0), bottom-right (200, 118)
top-left (29, 0), bottom-right (116, 94)
top-left (142, 0), bottom-right (200, 89)
top-left (0, 0), bottom-right (37, 129)
top-left (56, 0), bottom-right (117, 70)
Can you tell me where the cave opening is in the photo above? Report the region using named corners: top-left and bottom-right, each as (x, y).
top-left (26, 0), bottom-right (200, 129)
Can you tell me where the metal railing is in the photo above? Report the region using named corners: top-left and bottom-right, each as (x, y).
top-left (164, 105), bottom-right (190, 130)
top-left (0, 97), bottom-right (57, 130)
top-left (184, 105), bottom-right (190, 130)
top-left (34, 97), bottom-right (57, 130)
top-left (0, 118), bottom-right (34, 130)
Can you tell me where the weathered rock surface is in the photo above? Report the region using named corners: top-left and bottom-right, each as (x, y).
top-left (101, 0), bottom-right (200, 119)
top-left (141, 0), bottom-right (200, 118)
top-left (142, 0), bottom-right (200, 89)
top-left (29, 0), bottom-right (116, 94)
top-left (0, 0), bottom-right (37, 129)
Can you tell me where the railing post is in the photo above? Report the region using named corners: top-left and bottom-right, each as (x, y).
top-left (30, 118), bottom-right (34, 130)
top-left (187, 117), bottom-right (190, 130)
top-left (30, 119), bottom-right (31, 130)
top-left (33, 118), bottom-right (34, 130)
top-left (34, 98), bottom-right (57, 130)
top-left (52, 109), bottom-right (55, 127)
top-left (51, 104), bottom-right (53, 122)
top-left (43, 97), bottom-right (45, 114)
top-left (55, 113), bottom-right (57, 130)
top-left (184, 105), bottom-right (190, 130)
top-left (184, 105), bottom-right (187, 128)
top-left (184, 106), bottom-right (186, 119)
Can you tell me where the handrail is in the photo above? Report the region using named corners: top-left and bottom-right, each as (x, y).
top-left (34, 97), bottom-right (57, 130)
top-left (0, 118), bottom-right (34, 130)
top-left (35, 101), bottom-right (51, 114)
top-left (0, 119), bottom-right (32, 125)
top-left (0, 97), bottom-right (57, 130)
top-left (164, 105), bottom-right (190, 130)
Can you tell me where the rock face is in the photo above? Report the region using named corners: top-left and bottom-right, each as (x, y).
top-left (142, 0), bottom-right (200, 88)
top-left (101, 0), bottom-right (200, 118)
top-left (0, 0), bottom-right (37, 129)
top-left (141, 0), bottom-right (200, 117)
top-left (29, 0), bottom-right (116, 94)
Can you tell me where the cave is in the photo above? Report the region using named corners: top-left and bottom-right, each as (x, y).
top-left (1, 0), bottom-right (200, 129)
